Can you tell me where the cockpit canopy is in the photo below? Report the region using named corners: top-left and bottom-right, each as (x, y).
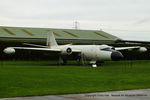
top-left (99, 45), bottom-right (114, 51)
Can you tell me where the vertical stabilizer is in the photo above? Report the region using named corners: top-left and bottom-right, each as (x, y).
top-left (47, 31), bottom-right (58, 48)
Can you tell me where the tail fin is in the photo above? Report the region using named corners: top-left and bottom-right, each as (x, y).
top-left (47, 31), bottom-right (58, 48)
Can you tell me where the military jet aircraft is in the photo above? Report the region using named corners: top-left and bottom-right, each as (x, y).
top-left (3, 32), bottom-right (147, 67)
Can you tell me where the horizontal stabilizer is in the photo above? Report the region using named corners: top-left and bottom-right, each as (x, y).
top-left (23, 43), bottom-right (47, 48)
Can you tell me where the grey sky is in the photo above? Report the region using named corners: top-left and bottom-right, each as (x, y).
top-left (0, 0), bottom-right (150, 40)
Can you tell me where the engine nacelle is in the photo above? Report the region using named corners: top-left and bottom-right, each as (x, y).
top-left (137, 47), bottom-right (147, 52)
top-left (3, 47), bottom-right (15, 54)
top-left (61, 47), bottom-right (72, 55)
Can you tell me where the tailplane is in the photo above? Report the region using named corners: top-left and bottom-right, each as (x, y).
top-left (47, 31), bottom-right (58, 48)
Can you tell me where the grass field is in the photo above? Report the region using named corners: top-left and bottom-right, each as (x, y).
top-left (0, 60), bottom-right (150, 98)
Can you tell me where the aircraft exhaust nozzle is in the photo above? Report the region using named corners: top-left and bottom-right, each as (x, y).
top-left (111, 51), bottom-right (124, 61)
top-left (3, 47), bottom-right (15, 54)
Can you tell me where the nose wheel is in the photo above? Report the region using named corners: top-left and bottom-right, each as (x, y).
top-left (92, 64), bottom-right (97, 68)
top-left (90, 61), bottom-right (97, 68)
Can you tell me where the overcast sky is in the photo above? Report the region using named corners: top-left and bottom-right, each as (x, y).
top-left (0, 0), bottom-right (150, 40)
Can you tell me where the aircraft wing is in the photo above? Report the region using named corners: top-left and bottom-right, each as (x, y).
top-left (115, 46), bottom-right (140, 51)
top-left (115, 39), bottom-right (150, 44)
top-left (3, 47), bottom-right (61, 54)
top-left (3, 31), bottom-right (82, 54)
top-left (13, 47), bottom-right (61, 51)
top-left (3, 47), bottom-right (81, 54)
top-left (13, 47), bottom-right (81, 53)
top-left (115, 46), bottom-right (147, 53)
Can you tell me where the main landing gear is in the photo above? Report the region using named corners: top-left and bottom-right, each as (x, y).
top-left (59, 56), bottom-right (67, 65)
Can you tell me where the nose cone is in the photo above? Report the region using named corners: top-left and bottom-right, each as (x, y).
top-left (111, 51), bottom-right (124, 61)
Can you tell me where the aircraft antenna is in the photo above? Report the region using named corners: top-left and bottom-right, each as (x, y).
top-left (73, 21), bottom-right (79, 30)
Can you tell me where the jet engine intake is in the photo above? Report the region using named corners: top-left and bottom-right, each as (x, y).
top-left (61, 47), bottom-right (72, 55)
top-left (66, 48), bottom-right (72, 55)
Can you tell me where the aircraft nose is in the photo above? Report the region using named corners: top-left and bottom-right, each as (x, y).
top-left (111, 51), bottom-right (124, 61)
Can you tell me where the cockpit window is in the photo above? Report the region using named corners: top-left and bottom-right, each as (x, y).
top-left (99, 45), bottom-right (113, 51)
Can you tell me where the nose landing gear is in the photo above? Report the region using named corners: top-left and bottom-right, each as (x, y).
top-left (92, 64), bottom-right (97, 68)
top-left (90, 61), bottom-right (97, 68)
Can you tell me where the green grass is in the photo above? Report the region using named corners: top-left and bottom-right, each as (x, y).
top-left (0, 60), bottom-right (150, 98)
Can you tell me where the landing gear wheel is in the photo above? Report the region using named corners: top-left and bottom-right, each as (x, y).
top-left (90, 61), bottom-right (97, 68)
top-left (92, 64), bottom-right (97, 68)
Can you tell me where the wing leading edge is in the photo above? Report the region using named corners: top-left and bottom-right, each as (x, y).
top-left (3, 47), bottom-right (61, 54)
